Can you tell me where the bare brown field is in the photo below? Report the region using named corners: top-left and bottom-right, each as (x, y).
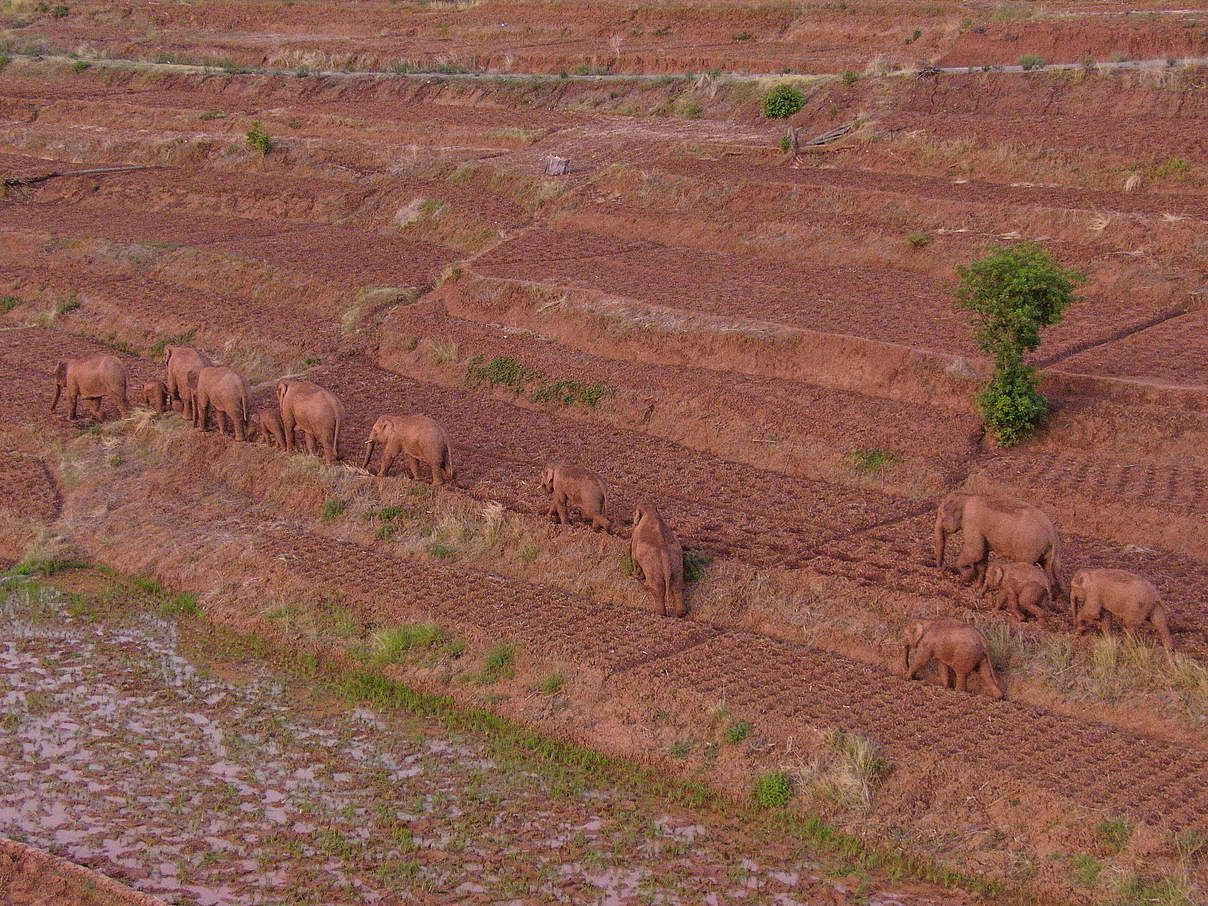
top-left (4, 4), bottom-right (1208, 903)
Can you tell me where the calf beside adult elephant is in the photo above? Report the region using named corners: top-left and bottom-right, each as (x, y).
top-left (51, 353), bottom-right (129, 420)
top-left (934, 491), bottom-right (1062, 594)
top-left (540, 463), bottom-right (611, 532)
top-left (277, 379), bottom-right (344, 465)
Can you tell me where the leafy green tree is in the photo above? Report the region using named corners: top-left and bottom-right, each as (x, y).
top-left (954, 242), bottom-right (1084, 445)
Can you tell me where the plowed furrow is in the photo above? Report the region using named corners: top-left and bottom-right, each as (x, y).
top-left (624, 632), bottom-right (1208, 831)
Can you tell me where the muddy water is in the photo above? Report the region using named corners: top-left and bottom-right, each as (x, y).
top-left (0, 580), bottom-right (964, 905)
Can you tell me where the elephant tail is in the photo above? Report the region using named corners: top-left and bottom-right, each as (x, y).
top-left (441, 444), bottom-right (456, 482)
top-left (333, 412), bottom-right (342, 461)
top-left (1046, 544), bottom-right (1065, 600)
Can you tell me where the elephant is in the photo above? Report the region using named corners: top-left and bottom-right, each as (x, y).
top-left (51, 353), bottom-right (129, 420)
top-left (277, 379), bottom-right (344, 465)
top-left (983, 561), bottom-right (1051, 622)
top-left (540, 463), bottom-right (612, 532)
top-left (248, 409), bottom-right (287, 448)
top-left (163, 345), bottom-right (212, 421)
top-left (140, 380), bottom-right (169, 413)
top-left (934, 491), bottom-right (1062, 594)
top-left (362, 414), bottom-right (456, 485)
top-left (902, 618), bottom-right (1003, 698)
top-left (189, 366), bottom-right (251, 440)
top-left (630, 502), bottom-right (686, 618)
top-left (1071, 568), bottom-right (1173, 649)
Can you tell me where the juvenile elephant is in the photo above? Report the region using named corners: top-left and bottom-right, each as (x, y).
top-left (140, 380), bottom-right (169, 413)
top-left (902, 618), bottom-right (1003, 698)
top-left (1071, 568), bottom-right (1173, 649)
top-left (983, 561), bottom-right (1051, 622)
top-left (248, 409), bottom-right (287, 448)
top-left (540, 463), bottom-right (612, 532)
top-left (934, 492), bottom-right (1062, 594)
top-left (277, 379), bottom-right (344, 465)
top-left (362, 414), bottom-right (455, 485)
top-left (630, 502), bottom-right (686, 618)
top-left (163, 345), bottom-right (211, 421)
top-left (190, 366), bottom-right (252, 440)
top-left (51, 353), bottom-right (129, 420)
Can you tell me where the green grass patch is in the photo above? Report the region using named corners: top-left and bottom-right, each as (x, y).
top-left (1095, 815), bottom-right (1131, 853)
top-left (468, 643), bottom-right (515, 684)
top-left (682, 550), bottom-right (708, 583)
top-left (320, 499), bottom-right (346, 520)
top-left (906, 231), bottom-right (933, 248)
top-left (1018, 53), bottom-right (1046, 70)
top-left (466, 354), bottom-right (611, 408)
top-left (0, 295), bottom-right (19, 312)
top-left (5, 556), bottom-right (89, 578)
top-left (1068, 853), bottom-right (1101, 888)
top-left (372, 623), bottom-right (451, 664)
top-left (69, 59), bottom-right (90, 72)
top-left (537, 672), bottom-right (565, 695)
top-left (148, 330), bottom-right (196, 358)
top-left (54, 295), bottom-right (80, 315)
top-left (159, 592), bottom-right (199, 619)
top-left (845, 448), bottom-right (901, 475)
top-left (752, 771), bottom-right (793, 809)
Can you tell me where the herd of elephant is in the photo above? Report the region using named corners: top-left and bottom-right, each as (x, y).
top-left (50, 347), bottom-right (1176, 698)
top-left (49, 347), bottom-right (688, 619)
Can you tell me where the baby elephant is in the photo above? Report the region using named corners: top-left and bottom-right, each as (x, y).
top-left (902, 618), bottom-right (1003, 698)
top-left (140, 380), bottom-right (169, 413)
top-left (983, 561), bottom-right (1051, 622)
top-left (1071, 568), bottom-right (1173, 649)
top-left (363, 414), bottom-right (456, 485)
top-left (630, 502), bottom-right (686, 618)
top-left (540, 463), bottom-right (612, 533)
top-left (248, 409), bottom-right (287, 448)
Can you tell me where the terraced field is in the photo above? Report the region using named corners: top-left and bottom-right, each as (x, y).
top-left (4, 2), bottom-right (1208, 902)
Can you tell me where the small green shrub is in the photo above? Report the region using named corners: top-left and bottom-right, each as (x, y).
top-left (841, 70), bottom-right (859, 86)
top-left (130, 574), bottom-right (165, 596)
top-left (724, 720), bottom-right (753, 744)
top-left (375, 523), bottom-right (397, 541)
top-left (976, 364), bottom-right (1048, 446)
top-left (682, 550), bottom-right (708, 582)
top-left (148, 330), bottom-right (196, 358)
top-left (1152, 156), bottom-right (1191, 178)
top-left (373, 623), bottom-right (447, 663)
top-left (70, 60), bottom-right (90, 73)
top-left (1018, 53), bottom-right (1046, 70)
top-left (372, 506), bottom-right (407, 521)
top-left (0, 55), bottom-right (11, 73)
top-left (50, 4), bottom-right (69, 16)
top-left (245, 121), bottom-right (275, 155)
top-left (777, 134), bottom-right (792, 152)
top-left (320, 499), bottom-right (346, 520)
top-left (752, 771), bottom-right (793, 809)
top-left (906, 230), bottom-right (933, 248)
top-left (427, 542), bottom-right (458, 559)
top-left (762, 84), bottom-right (805, 119)
top-left (0, 295), bottom-right (20, 312)
top-left (669, 740), bottom-right (692, 758)
top-left (55, 295), bottom-right (80, 315)
top-left (732, 32), bottom-right (753, 41)
top-left (538, 672), bottom-right (565, 695)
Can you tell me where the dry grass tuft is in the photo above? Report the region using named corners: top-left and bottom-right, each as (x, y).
top-left (793, 729), bottom-right (889, 812)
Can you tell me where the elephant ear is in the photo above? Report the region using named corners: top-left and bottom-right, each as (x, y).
top-left (55, 361), bottom-right (67, 385)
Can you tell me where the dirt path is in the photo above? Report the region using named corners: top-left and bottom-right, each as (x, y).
top-left (0, 577), bottom-right (972, 905)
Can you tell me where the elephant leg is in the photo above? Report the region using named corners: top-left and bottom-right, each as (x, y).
top-left (1004, 589), bottom-right (1025, 621)
top-left (69, 388), bottom-right (79, 419)
top-left (939, 663), bottom-right (954, 688)
top-left (906, 647), bottom-right (933, 681)
top-left (405, 455), bottom-right (422, 481)
top-left (1100, 612), bottom-right (1114, 637)
top-left (590, 512), bottom-right (610, 532)
top-left (378, 450), bottom-right (395, 478)
top-left (89, 397), bottom-right (103, 419)
top-left (553, 494), bottom-right (571, 525)
top-left (1150, 608), bottom-right (1175, 650)
top-left (954, 669), bottom-right (969, 693)
top-left (322, 433), bottom-right (335, 466)
top-left (1019, 588), bottom-right (1046, 621)
top-left (304, 432), bottom-right (317, 456)
top-left (632, 559), bottom-right (645, 582)
top-left (282, 413), bottom-right (296, 453)
top-left (977, 659), bottom-right (1004, 698)
top-left (233, 410), bottom-right (246, 442)
top-left (428, 457), bottom-right (444, 486)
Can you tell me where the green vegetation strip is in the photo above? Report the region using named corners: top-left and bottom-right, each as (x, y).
top-left (5, 559), bottom-right (1003, 900)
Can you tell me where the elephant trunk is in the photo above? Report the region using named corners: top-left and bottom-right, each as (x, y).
top-left (50, 383), bottom-right (61, 412)
top-left (901, 643), bottom-right (912, 676)
top-left (362, 440), bottom-right (375, 470)
top-left (933, 523), bottom-right (947, 569)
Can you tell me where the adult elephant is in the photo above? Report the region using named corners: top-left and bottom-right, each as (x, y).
top-left (164, 345), bottom-right (212, 421)
top-left (191, 366), bottom-right (252, 440)
top-left (933, 491), bottom-right (1062, 593)
top-left (362, 414), bottom-right (455, 485)
top-left (277, 379), bottom-right (344, 465)
top-left (51, 353), bottom-right (129, 420)
top-left (630, 502), bottom-right (686, 618)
